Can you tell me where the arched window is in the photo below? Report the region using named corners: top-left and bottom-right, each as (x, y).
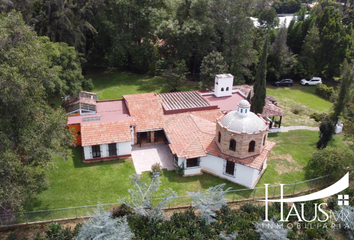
top-left (249, 141), bottom-right (255, 152)
top-left (263, 136), bottom-right (266, 146)
top-left (218, 132), bottom-right (221, 143)
top-left (221, 87), bottom-right (224, 91)
top-left (226, 87), bottom-right (229, 91)
top-left (229, 139), bottom-right (236, 151)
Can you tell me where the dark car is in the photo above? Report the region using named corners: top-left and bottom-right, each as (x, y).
top-left (272, 79), bottom-right (293, 87)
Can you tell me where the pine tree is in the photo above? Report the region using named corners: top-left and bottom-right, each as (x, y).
top-left (188, 183), bottom-right (231, 224)
top-left (331, 61), bottom-right (354, 123)
top-left (251, 37), bottom-right (268, 114)
top-left (76, 204), bottom-right (134, 240)
top-left (119, 174), bottom-right (176, 221)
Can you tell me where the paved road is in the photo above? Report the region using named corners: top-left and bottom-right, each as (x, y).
top-left (269, 126), bottom-right (319, 133)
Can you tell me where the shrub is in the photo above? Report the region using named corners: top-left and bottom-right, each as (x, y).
top-left (292, 107), bottom-right (301, 115)
top-left (44, 222), bottom-right (81, 240)
top-left (175, 162), bottom-right (184, 175)
top-left (310, 112), bottom-right (324, 122)
top-left (7, 233), bottom-right (17, 240)
top-left (111, 203), bottom-right (134, 218)
top-left (316, 83), bottom-right (335, 101)
top-left (254, 217), bottom-right (289, 240)
top-left (335, 205), bottom-right (354, 239)
top-left (119, 174), bottom-right (176, 221)
top-left (188, 184), bottom-right (231, 224)
top-left (76, 204), bottom-right (134, 240)
top-left (151, 162), bottom-right (162, 174)
top-left (308, 148), bottom-right (352, 181)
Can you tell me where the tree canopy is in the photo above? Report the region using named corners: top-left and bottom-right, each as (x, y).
top-left (0, 11), bottom-right (73, 213)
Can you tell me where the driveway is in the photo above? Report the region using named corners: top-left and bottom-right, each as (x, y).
top-left (131, 143), bottom-right (176, 174)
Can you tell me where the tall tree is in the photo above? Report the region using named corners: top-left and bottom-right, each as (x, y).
top-left (200, 51), bottom-right (228, 88)
top-left (330, 61), bottom-right (354, 123)
top-left (300, 26), bottom-right (320, 78)
top-left (316, 7), bottom-right (353, 79)
top-left (40, 37), bottom-right (93, 96)
top-left (0, 11), bottom-right (72, 213)
top-left (155, 0), bottom-right (218, 76)
top-left (164, 60), bottom-right (189, 92)
top-left (211, 0), bottom-right (258, 84)
top-left (251, 37), bottom-right (268, 114)
top-left (267, 26), bottom-right (294, 81)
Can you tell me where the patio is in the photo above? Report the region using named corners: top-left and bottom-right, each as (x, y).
top-left (131, 143), bottom-right (176, 174)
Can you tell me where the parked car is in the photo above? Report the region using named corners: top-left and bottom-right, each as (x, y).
top-left (300, 77), bottom-right (322, 86)
top-left (272, 79), bottom-right (294, 87)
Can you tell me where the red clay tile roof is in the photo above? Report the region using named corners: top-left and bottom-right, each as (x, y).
top-left (81, 120), bottom-right (133, 146)
top-left (206, 141), bottom-right (276, 170)
top-left (262, 100), bottom-right (286, 118)
top-left (123, 93), bottom-right (164, 131)
top-left (164, 113), bottom-right (213, 158)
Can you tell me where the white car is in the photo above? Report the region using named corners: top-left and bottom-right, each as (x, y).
top-left (300, 77), bottom-right (322, 86)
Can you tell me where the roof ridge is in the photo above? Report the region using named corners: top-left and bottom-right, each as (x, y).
top-left (179, 135), bottom-right (204, 157)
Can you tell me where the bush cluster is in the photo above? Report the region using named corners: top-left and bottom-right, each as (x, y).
top-left (310, 112), bottom-right (325, 122)
top-left (316, 83), bottom-right (335, 101)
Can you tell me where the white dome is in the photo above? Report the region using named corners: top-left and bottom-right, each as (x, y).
top-left (238, 99), bottom-right (250, 108)
top-left (220, 110), bottom-right (266, 133)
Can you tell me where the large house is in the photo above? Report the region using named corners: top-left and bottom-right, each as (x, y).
top-left (63, 74), bottom-right (276, 188)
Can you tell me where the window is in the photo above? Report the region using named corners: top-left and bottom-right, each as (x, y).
top-left (226, 87), bottom-right (229, 91)
top-left (241, 109), bottom-right (243, 113)
top-left (225, 161), bottom-right (235, 175)
top-left (221, 87), bottom-right (224, 91)
top-left (259, 163), bottom-right (264, 175)
top-left (92, 145), bottom-right (101, 158)
top-left (249, 141), bottom-right (255, 152)
top-left (245, 109), bottom-right (247, 113)
top-left (108, 143), bottom-right (117, 156)
top-left (263, 136), bottom-right (266, 146)
top-left (218, 132), bottom-right (221, 143)
top-left (186, 158), bottom-right (199, 168)
top-left (229, 139), bottom-right (236, 151)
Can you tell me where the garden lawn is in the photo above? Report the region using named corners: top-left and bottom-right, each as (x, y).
top-left (257, 130), bottom-right (353, 187)
top-left (88, 71), bottom-right (197, 100)
top-left (25, 130), bottom-right (352, 212)
top-left (266, 83), bottom-right (332, 113)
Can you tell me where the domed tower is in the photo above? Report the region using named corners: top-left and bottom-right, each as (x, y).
top-left (215, 100), bottom-right (269, 158)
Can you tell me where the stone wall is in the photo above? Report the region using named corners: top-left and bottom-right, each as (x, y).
top-left (215, 121), bottom-right (268, 159)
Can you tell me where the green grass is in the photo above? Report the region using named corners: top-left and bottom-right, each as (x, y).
top-left (24, 148), bottom-right (246, 212)
top-left (25, 130), bottom-right (353, 213)
top-left (88, 71), bottom-right (197, 100)
top-left (266, 83), bottom-right (333, 113)
top-left (257, 130), bottom-right (353, 186)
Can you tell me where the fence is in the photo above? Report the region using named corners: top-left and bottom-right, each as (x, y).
top-left (2, 171), bottom-right (350, 227)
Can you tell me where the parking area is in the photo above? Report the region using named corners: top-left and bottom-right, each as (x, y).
top-left (131, 143), bottom-right (176, 174)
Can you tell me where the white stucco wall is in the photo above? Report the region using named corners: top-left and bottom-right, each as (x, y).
top-left (201, 154), bottom-right (259, 188)
top-left (119, 141), bottom-right (133, 155)
top-left (177, 157), bottom-right (202, 175)
top-left (83, 141), bottom-right (132, 160)
top-left (214, 75), bottom-right (233, 97)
